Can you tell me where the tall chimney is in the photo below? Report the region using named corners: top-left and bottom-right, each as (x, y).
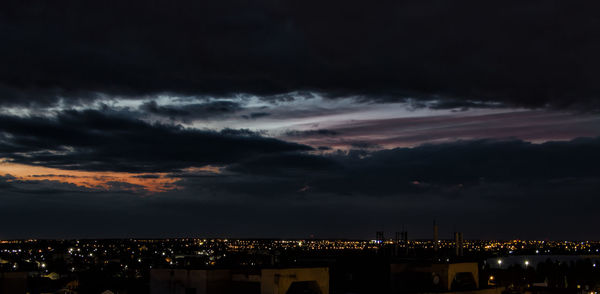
top-left (376, 231), bottom-right (384, 244)
top-left (433, 220), bottom-right (439, 252)
top-left (404, 230), bottom-right (409, 255)
top-left (454, 232), bottom-right (464, 256)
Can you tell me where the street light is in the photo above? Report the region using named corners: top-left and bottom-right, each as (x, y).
top-left (497, 259), bottom-right (502, 268)
top-left (525, 260), bottom-right (529, 267)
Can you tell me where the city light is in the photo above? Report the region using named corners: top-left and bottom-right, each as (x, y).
top-left (1, 238), bottom-right (600, 292)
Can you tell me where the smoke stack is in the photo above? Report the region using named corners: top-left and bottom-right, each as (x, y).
top-left (376, 231), bottom-right (384, 244)
top-left (404, 230), bottom-right (409, 255)
top-left (454, 232), bottom-right (464, 256)
top-left (433, 220), bottom-right (439, 252)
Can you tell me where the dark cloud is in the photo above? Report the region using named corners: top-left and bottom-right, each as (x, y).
top-left (2, 1), bottom-right (600, 109)
top-left (229, 152), bottom-right (339, 177)
top-left (282, 110), bottom-right (600, 149)
top-left (140, 100), bottom-right (242, 121)
top-left (218, 128), bottom-right (265, 137)
top-left (242, 112), bottom-right (271, 120)
top-left (1, 137), bottom-right (600, 239)
top-left (348, 141), bottom-right (381, 150)
top-left (284, 129), bottom-right (340, 137)
top-left (0, 176), bottom-right (97, 194)
top-left (0, 110), bottom-right (312, 172)
top-left (424, 99), bottom-right (505, 111)
top-left (1, 1), bottom-right (599, 239)
top-left (0, 175), bottom-right (15, 189)
top-left (132, 174), bottom-right (162, 179)
top-left (220, 137), bottom-right (600, 198)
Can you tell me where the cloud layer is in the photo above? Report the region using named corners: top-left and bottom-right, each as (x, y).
top-left (2, 1), bottom-right (600, 239)
top-left (2, 1), bottom-right (600, 109)
top-left (0, 110), bottom-right (311, 172)
top-left (1, 137), bottom-right (600, 239)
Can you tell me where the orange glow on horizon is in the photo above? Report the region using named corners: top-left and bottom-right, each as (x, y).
top-left (0, 160), bottom-right (220, 193)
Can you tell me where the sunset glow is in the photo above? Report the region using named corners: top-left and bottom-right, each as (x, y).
top-left (0, 160), bottom-right (185, 193)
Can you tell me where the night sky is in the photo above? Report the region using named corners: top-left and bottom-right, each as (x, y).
top-left (1, 1), bottom-right (600, 240)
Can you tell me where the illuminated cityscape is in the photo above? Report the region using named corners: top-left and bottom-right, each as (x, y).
top-left (1, 235), bottom-right (600, 293)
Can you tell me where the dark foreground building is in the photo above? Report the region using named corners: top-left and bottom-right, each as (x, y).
top-left (0, 272), bottom-right (27, 293)
top-left (150, 267), bottom-right (329, 294)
